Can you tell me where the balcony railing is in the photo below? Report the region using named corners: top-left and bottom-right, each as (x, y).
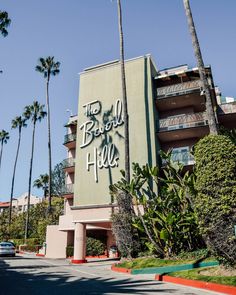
top-left (171, 151), bottom-right (195, 166)
top-left (62, 183), bottom-right (74, 195)
top-left (156, 80), bottom-right (201, 99)
top-left (159, 112), bottom-right (207, 132)
top-left (64, 133), bottom-right (76, 144)
top-left (62, 157), bottom-right (75, 169)
top-left (218, 102), bottom-right (236, 115)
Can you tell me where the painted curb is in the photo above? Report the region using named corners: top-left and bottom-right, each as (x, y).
top-left (111, 264), bottom-right (131, 274)
top-left (71, 259), bottom-right (87, 264)
top-left (111, 261), bottom-right (219, 275)
top-left (155, 275), bottom-right (236, 295)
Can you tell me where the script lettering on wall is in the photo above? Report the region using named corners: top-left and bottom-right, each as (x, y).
top-left (79, 99), bottom-right (124, 182)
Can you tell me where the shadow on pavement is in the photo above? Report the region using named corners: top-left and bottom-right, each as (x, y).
top-left (0, 257), bottom-right (179, 295)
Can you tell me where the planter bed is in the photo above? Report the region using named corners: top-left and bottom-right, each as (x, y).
top-left (112, 257), bottom-right (218, 275)
top-left (155, 267), bottom-right (236, 295)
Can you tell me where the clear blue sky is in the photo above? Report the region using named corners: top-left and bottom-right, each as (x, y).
top-left (0, 0), bottom-right (235, 201)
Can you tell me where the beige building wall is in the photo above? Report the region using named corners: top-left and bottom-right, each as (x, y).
top-left (74, 55), bottom-right (158, 206)
top-left (46, 225), bottom-right (68, 259)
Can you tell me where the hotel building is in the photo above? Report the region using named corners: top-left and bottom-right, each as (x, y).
top-left (46, 55), bottom-right (236, 261)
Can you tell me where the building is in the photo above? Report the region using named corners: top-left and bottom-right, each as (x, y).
top-left (0, 193), bottom-right (41, 214)
top-left (46, 55), bottom-right (236, 261)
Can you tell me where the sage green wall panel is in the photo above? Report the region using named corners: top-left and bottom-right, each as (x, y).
top-left (74, 56), bottom-right (157, 206)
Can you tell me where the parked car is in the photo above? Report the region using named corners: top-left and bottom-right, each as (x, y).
top-left (0, 242), bottom-right (16, 257)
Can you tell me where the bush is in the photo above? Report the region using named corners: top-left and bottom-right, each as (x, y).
top-left (86, 237), bottom-right (105, 256)
top-left (66, 246), bottom-right (74, 257)
top-left (194, 135), bottom-right (236, 266)
top-left (13, 238), bottom-right (40, 246)
top-left (66, 238), bottom-right (106, 258)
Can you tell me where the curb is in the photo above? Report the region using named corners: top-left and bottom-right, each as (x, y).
top-left (111, 261), bottom-right (219, 275)
top-left (111, 264), bottom-right (131, 274)
top-left (155, 275), bottom-right (236, 295)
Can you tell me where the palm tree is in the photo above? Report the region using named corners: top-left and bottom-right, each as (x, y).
top-left (117, 0), bottom-right (130, 182)
top-left (9, 116), bottom-right (27, 226)
top-left (0, 11), bottom-right (11, 37)
top-left (183, 0), bottom-right (218, 134)
top-left (0, 129), bottom-right (9, 171)
top-left (24, 101), bottom-right (46, 241)
top-left (35, 56), bottom-right (60, 213)
top-left (33, 174), bottom-right (49, 200)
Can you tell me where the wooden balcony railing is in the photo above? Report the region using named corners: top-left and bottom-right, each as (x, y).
top-left (156, 80), bottom-right (201, 99)
top-left (64, 133), bottom-right (76, 144)
top-left (62, 157), bottom-right (75, 169)
top-left (159, 112), bottom-right (207, 131)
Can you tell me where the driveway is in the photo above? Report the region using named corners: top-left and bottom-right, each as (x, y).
top-left (0, 254), bottom-right (224, 295)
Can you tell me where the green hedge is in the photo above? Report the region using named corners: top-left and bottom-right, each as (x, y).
top-left (12, 238), bottom-right (40, 246)
top-left (194, 135), bottom-right (236, 266)
top-left (66, 237), bottom-right (106, 257)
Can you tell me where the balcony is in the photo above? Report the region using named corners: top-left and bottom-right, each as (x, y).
top-left (155, 80), bottom-right (206, 112)
top-left (62, 183), bottom-right (74, 198)
top-left (217, 102), bottom-right (236, 129)
top-left (158, 112), bottom-right (209, 142)
top-left (157, 80), bottom-right (201, 99)
top-left (64, 133), bottom-right (76, 148)
top-left (62, 157), bottom-right (75, 173)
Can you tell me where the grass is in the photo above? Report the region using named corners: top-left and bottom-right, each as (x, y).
top-left (169, 267), bottom-right (236, 286)
top-left (116, 257), bottom-right (213, 269)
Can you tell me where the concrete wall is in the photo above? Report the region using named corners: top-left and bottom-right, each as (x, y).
top-left (74, 55), bottom-right (158, 206)
top-left (46, 225), bottom-right (67, 259)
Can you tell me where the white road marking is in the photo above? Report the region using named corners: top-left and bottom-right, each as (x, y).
top-left (40, 259), bottom-right (99, 277)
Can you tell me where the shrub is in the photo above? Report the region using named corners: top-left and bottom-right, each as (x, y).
top-left (66, 238), bottom-right (106, 258)
top-left (66, 246), bottom-right (74, 257)
top-left (86, 237), bottom-right (105, 256)
top-left (194, 135), bottom-right (236, 266)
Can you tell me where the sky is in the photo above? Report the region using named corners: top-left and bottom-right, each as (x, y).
top-left (0, 0), bottom-right (235, 201)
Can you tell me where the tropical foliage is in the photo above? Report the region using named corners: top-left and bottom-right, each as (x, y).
top-left (0, 129), bottom-right (9, 171)
top-left (9, 116), bottom-right (27, 225)
top-left (23, 101), bottom-right (47, 240)
top-left (0, 10), bottom-right (11, 37)
top-left (111, 151), bottom-right (203, 258)
top-left (36, 56), bottom-right (60, 212)
top-left (194, 135), bottom-right (236, 266)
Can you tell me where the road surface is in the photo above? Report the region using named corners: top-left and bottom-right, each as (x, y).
top-left (0, 254), bottom-right (224, 295)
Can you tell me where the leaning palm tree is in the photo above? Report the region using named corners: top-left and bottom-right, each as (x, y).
top-left (0, 11), bottom-right (11, 37)
top-left (0, 129), bottom-right (9, 171)
top-left (183, 0), bottom-right (218, 134)
top-left (33, 173), bottom-right (49, 200)
top-left (35, 56), bottom-right (60, 213)
top-left (24, 101), bottom-right (46, 241)
top-left (9, 116), bottom-right (27, 226)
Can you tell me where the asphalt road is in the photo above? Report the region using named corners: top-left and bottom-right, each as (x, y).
top-left (0, 254), bottom-right (224, 295)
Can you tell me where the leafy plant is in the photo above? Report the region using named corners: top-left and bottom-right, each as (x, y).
top-left (194, 135), bottom-right (236, 267)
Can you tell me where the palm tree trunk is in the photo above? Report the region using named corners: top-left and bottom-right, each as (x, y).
top-left (0, 141), bottom-right (3, 170)
top-left (183, 0), bottom-right (218, 135)
top-left (46, 77), bottom-right (52, 213)
top-left (9, 127), bottom-right (22, 227)
top-left (46, 75), bottom-right (52, 214)
top-left (24, 122), bottom-right (36, 242)
top-left (117, 0), bottom-right (130, 183)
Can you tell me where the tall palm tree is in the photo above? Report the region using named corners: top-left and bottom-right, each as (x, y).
top-left (117, 0), bottom-right (130, 183)
top-left (24, 101), bottom-right (46, 241)
top-left (9, 116), bottom-right (27, 226)
top-left (0, 129), bottom-right (9, 171)
top-left (0, 11), bottom-right (11, 37)
top-left (183, 0), bottom-right (218, 134)
top-left (35, 56), bottom-right (60, 213)
top-left (33, 174), bottom-right (49, 200)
